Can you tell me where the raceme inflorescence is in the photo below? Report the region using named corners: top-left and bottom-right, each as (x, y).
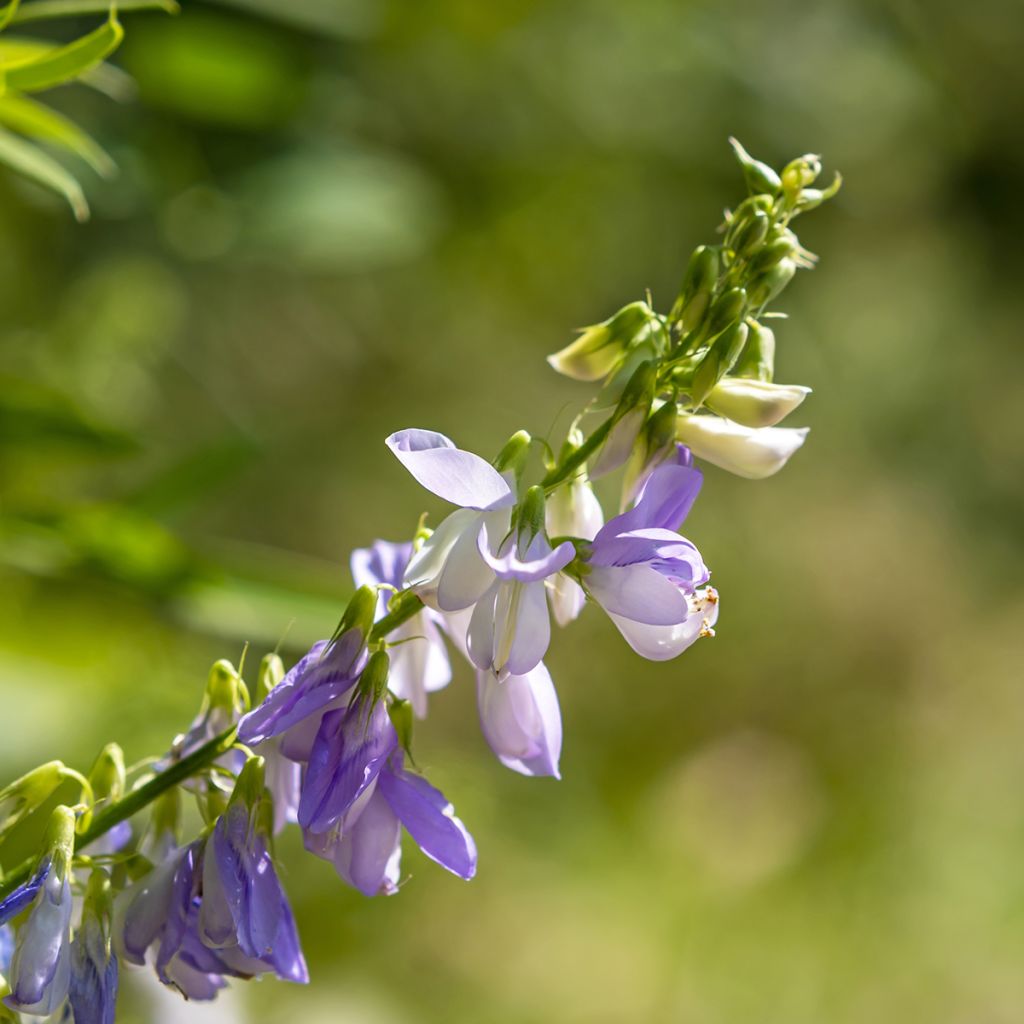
top-left (0, 140), bottom-right (839, 1021)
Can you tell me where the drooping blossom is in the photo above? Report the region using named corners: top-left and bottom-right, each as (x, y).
top-left (705, 377), bottom-right (811, 428)
top-left (582, 449), bottom-right (719, 660)
top-left (545, 472), bottom-right (604, 627)
top-left (676, 412), bottom-right (808, 479)
top-left (68, 869), bottom-right (118, 1024)
top-left (304, 752), bottom-right (475, 897)
top-left (237, 592), bottom-right (373, 762)
top-left (476, 662), bottom-right (562, 778)
top-left (386, 429), bottom-right (515, 612)
top-left (467, 489), bottom-right (575, 679)
top-left (351, 539), bottom-right (452, 718)
top-left (1, 807), bottom-right (75, 1017)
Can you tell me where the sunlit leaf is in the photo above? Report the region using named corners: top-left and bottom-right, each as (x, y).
top-left (10, 0), bottom-right (176, 24)
top-left (0, 124), bottom-right (86, 217)
top-left (0, 93), bottom-right (113, 175)
top-left (0, 37), bottom-right (134, 99)
top-left (3, 10), bottom-right (122, 93)
top-left (0, 0), bottom-right (22, 32)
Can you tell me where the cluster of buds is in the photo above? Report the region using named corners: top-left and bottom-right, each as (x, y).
top-left (0, 140), bottom-right (838, 1021)
top-left (550, 138), bottom-right (840, 483)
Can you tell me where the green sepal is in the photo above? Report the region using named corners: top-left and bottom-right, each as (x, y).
top-left (729, 137), bottom-right (781, 194)
top-left (333, 585), bottom-right (376, 645)
top-left (228, 755), bottom-right (266, 813)
top-left (388, 698), bottom-right (415, 761)
top-left (206, 659), bottom-right (245, 716)
top-left (749, 236), bottom-right (795, 275)
top-left (0, 760), bottom-right (65, 839)
top-left (41, 804), bottom-right (76, 880)
top-left (672, 245), bottom-right (719, 331)
top-left (516, 484), bottom-right (547, 540)
top-left (794, 172), bottom-right (842, 212)
top-left (729, 209), bottom-right (770, 257)
top-left (357, 649), bottom-right (391, 706)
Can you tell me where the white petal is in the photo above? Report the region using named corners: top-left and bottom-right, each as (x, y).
top-left (607, 586), bottom-right (719, 661)
top-left (676, 414), bottom-right (809, 479)
top-left (706, 378), bottom-right (811, 428)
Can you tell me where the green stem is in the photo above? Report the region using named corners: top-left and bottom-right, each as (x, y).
top-left (541, 415), bottom-right (614, 490)
top-left (0, 591), bottom-right (430, 903)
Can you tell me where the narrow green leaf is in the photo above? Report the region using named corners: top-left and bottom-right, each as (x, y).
top-left (4, 10), bottom-right (122, 93)
top-left (0, 0), bottom-right (22, 32)
top-left (0, 39), bottom-right (135, 99)
top-left (11, 0), bottom-right (177, 24)
top-left (0, 92), bottom-right (113, 174)
top-left (0, 124), bottom-right (87, 218)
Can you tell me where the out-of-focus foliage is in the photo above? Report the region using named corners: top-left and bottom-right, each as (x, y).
top-left (1, 0), bottom-right (1023, 1022)
top-left (0, 0), bottom-right (177, 219)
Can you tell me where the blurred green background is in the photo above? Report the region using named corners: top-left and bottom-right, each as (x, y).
top-left (2, 0), bottom-right (1023, 1021)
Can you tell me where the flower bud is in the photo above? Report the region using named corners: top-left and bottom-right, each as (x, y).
top-left (728, 209), bottom-right (770, 256)
top-left (689, 322), bottom-right (749, 408)
top-left (206, 659), bottom-right (245, 716)
top-left (748, 235), bottom-right (794, 275)
top-left (748, 258), bottom-right (796, 308)
top-left (0, 762), bottom-right (65, 840)
top-left (732, 320), bottom-right (776, 382)
top-left (672, 245), bottom-right (720, 332)
top-left (620, 401), bottom-right (678, 510)
top-left (517, 485), bottom-right (547, 540)
top-left (706, 377), bottom-right (811, 428)
top-left (590, 360), bottom-right (656, 479)
top-left (729, 137), bottom-right (782, 194)
top-left (229, 755), bottom-right (267, 815)
top-left (676, 413), bottom-right (809, 479)
top-left (794, 172), bottom-right (842, 212)
top-left (705, 287), bottom-right (747, 337)
top-left (336, 584), bottom-right (376, 641)
top-left (388, 698), bottom-right (415, 759)
top-left (257, 652), bottom-right (285, 703)
top-left (547, 301), bottom-right (656, 382)
top-left (87, 744), bottom-right (125, 806)
top-left (494, 429), bottom-right (532, 478)
top-left (357, 649), bottom-right (392, 706)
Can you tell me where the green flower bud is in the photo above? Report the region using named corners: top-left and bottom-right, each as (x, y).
top-left (620, 401), bottom-right (678, 509)
top-left (0, 761), bottom-right (65, 839)
top-left (748, 258), bottom-right (796, 308)
top-left (87, 744), bottom-right (125, 805)
top-left (781, 153), bottom-right (822, 206)
top-left (257, 653), bottom-right (285, 703)
top-left (706, 377), bottom-right (811, 428)
top-left (494, 430), bottom-right (532, 478)
top-left (706, 287), bottom-right (747, 336)
top-left (729, 137), bottom-right (782, 194)
top-left (42, 804), bottom-right (77, 880)
top-left (591, 360), bottom-right (656, 478)
top-left (689, 322), bottom-right (749, 408)
top-left (794, 172), bottom-right (842, 212)
top-left (337, 585), bottom-right (377, 641)
top-left (748, 236), bottom-right (795, 275)
top-left (547, 301), bottom-right (656, 382)
top-left (732, 320), bottom-right (776, 382)
top-left (672, 245), bottom-right (719, 332)
top-left (729, 210), bottom-right (770, 256)
top-left (206, 659), bottom-right (245, 716)
top-left (229, 755), bottom-right (267, 814)
top-left (517, 484), bottom-right (548, 540)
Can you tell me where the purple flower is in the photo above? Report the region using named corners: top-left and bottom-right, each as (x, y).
top-left (2, 808), bottom-right (76, 1018)
top-left (351, 539), bottom-right (452, 718)
top-left (583, 452), bottom-right (719, 660)
top-left (298, 697), bottom-right (397, 835)
top-left (238, 627), bottom-right (368, 763)
top-left (386, 429), bottom-right (515, 612)
top-left (305, 753), bottom-right (476, 896)
top-left (68, 870), bottom-right (118, 1024)
top-left (476, 662), bottom-right (562, 778)
top-left (199, 802), bottom-right (308, 985)
top-left (466, 504), bottom-right (575, 679)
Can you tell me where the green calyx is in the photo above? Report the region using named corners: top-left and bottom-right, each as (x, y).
top-left (229, 755), bottom-right (267, 817)
top-left (42, 804), bottom-right (77, 879)
top-left (729, 137), bottom-right (782, 194)
top-left (257, 653), bottom-right (285, 703)
top-left (335, 585), bottom-right (377, 645)
top-left (388, 698), bottom-right (415, 761)
top-left (0, 761), bottom-right (65, 839)
top-left (494, 430), bottom-right (532, 478)
top-left (87, 744), bottom-right (125, 805)
top-left (357, 649), bottom-right (391, 706)
top-left (206, 659), bottom-right (246, 716)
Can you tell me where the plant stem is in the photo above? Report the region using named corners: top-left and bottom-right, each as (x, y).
top-left (541, 414), bottom-right (614, 490)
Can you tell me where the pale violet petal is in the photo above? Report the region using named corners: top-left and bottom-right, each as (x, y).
top-left (586, 564), bottom-right (689, 626)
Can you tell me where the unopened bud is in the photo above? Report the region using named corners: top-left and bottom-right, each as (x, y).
top-left (517, 485), bottom-right (547, 539)
top-left (206, 659), bottom-right (244, 715)
top-left (673, 245), bottom-right (719, 332)
top-left (547, 301), bottom-right (656, 382)
top-left (728, 209), bottom-right (770, 256)
top-left (729, 137), bottom-right (782, 194)
top-left (782, 153), bottom-right (822, 206)
top-left (748, 258), bottom-right (796, 308)
top-left (494, 430), bottom-right (532, 478)
top-left (732, 320), bottom-right (776, 382)
top-left (87, 744), bottom-right (125, 805)
top-left (690, 322), bottom-right (749, 408)
top-left (706, 287), bottom-right (747, 337)
top-left (0, 761), bottom-right (65, 839)
top-left (257, 653), bottom-right (284, 703)
top-left (358, 650), bottom-right (391, 705)
top-left (388, 698), bottom-right (414, 759)
top-left (677, 413), bottom-right (809, 479)
top-left (338, 585), bottom-right (376, 641)
top-left (794, 172), bottom-right (842, 212)
top-left (748, 235), bottom-right (795, 275)
top-left (42, 804), bottom-right (77, 880)
top-left (229, 755), bottom-right (267, 813)
top-left (706, 377), bottom-right (811, 428)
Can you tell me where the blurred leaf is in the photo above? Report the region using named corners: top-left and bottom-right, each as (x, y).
top-left (0, 375), bottom-right (135, 452)
top-left (0, 125), bottom-right (86, 217)
top-left (209, 0), bottom-right (379, 39)
top-left (2, 10), bottom-right (122, 93)
top-left (121, 11), bottom-right (304, 128)
top-left (0, 0), bottom-right (22, 32)
top-left (10, 0), bottom-right (176, 24)
top-left (0, 39), bottom-right (134, 99)
top-left (0, 93), bottom-right (113, 175)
